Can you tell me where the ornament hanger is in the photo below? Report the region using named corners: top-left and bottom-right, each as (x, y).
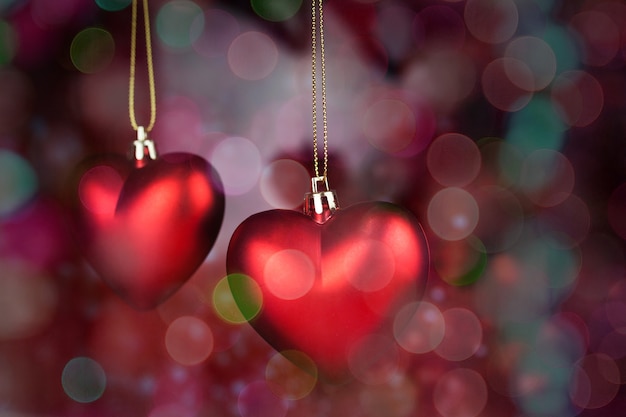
top-left (311, 0), bottom-right (328, 180)
top-left (129, 0), bottom-right (157, 163)
top-left (306, 0), bottom-right (338, 220)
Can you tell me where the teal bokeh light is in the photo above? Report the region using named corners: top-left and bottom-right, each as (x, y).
top-left (0, 150), bottom-right (38, 217)
top-left (506, 96), bottom-right (566, 155)
top-left (95, 0), bottom-right (131, 12)
top-left (62, 357), bottom-right (107, 403)
top-left (543, 24), bottom-right (579, 74)
top-left (156, 0), bottom-right (204, 49)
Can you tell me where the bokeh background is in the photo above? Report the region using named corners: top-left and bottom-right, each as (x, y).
top-left (1, 0), bottom-right (626, 415)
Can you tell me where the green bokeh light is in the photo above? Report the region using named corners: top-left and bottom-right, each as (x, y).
top-left (251, 0), bottom-right (303, 22)
top-left (223, 274), bottom-right (263, 323)
top-left (94, 0), bottom-right (131, 12)
top-left (454, 236), bottom-right (487, 286)
top-left (0, 20), bottom-right (15, 65)
top-left (156, 0), bottom-right (204, 49)
top-left (70, 27), bottom-right (115, 74)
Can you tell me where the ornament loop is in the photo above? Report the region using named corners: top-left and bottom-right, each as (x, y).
top-left (304, 176), bottom-right (338, 224)
top-left (133, 125), bottom-right (157, 164)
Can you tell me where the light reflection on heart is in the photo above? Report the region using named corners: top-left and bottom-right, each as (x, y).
top-left (227, 201), bottom-right (429, 381)
top-left (73, 152), bottom-right (224, 310)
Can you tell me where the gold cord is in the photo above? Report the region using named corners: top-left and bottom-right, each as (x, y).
top-left (311, 0), bottom-right (329, 179)
top-left (129, 0), bottom-right (156, 132)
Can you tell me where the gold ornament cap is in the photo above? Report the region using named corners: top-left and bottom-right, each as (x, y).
top-left (304, 176), bottom-right (338, 224)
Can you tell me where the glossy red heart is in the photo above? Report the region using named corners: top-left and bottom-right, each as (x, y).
top-left (73, 153), bottom-right (224, 310)
top-left (227, 202), bottom-right (429, 381)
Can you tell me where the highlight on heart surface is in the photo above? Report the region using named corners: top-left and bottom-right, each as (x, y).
top-left (226, 201), bottom-right (429, 381)
top-left (72, 152), bottom-right (225, 310)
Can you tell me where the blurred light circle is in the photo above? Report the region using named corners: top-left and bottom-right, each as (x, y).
top-left (0, 150), bottom-right (38, 217)
top-left (427, 132), bottom-right (481, 187)
top-left (433, 368), bottom-right (488, 417)
top-left (472, 185), bottom-right (524, 253)
top-left (376, 5), bottom-right (416, 62)
top-left (504, 36), bottom-right (556, 91)
top-left (260, 159), bottom-right (309, 209)
top-left (217, 274), bottom-right (263, 324)
top-left (362, 98), bottom-right (415, 154)
top-left (165, 316), bottom-right (214, 366)
top-left (434, 236), bottom-right (487, 286)
top-left (238, 380), bottom-right (287, 417)
top-left (506, 96), bottom-right (566, 155)
top-left (0, 260), bottom-right (57, 340)
top-left (70, 27), bottom-right (115, 74)
top-left (482, 58), bottom-right (533, 112)
top-left (348, 334), bottom-right (399, 385)
top-left (393, 301), bottom-right (445, 353)
top-left (427, 187), bottom-right (479, 241)
top-left (274, 96), bottom-right (309, 153)
top-left (520, 149), bottom-right (574, 207)
top-left (228, 31), bottom-right (279, 81)
top-left (464, 0), bottom-right (518, 44)
top-left (403, 50), bottom-right (476, 112)
top-left (358, 374), bottom-right (417, 417)
top-left (78, 165), bottom-right (122, 215)
top-left (264, 249), bottom-right (315, 300)
top-left (150, 96), bottom-right (203, 154)
top-left (477, 137), bottom-right (524, 187)
top-left (543, 24), bottom-right (580, 74)
top-left (569, 10), bottom-right (620, 67)
top-left (61, 357), bottom-right (106, 403)
top-left (344, 239), bottom-right (395, 292)
top-left (209, 136), bottom-right (261, 195)
top-left (265, 350), bottom-right (317, 400)
top-left (0, 20), bottom-right (16, 65)
top-left (599, 330), bottom-right (626, 366)
top-left (434, 308), bottom-right (483, 361)
top-left (210, 276), bottom-right (248, 323)
top-left (95, 0), bottom-right (131, 11)
top-left (551, 70), bottom-right (603, 127)
top-left (192, 9), bottom-right (240, 58)
top-left (251, 0), bottom-right (302, 22)
top-left (156, 0), bottom-right (204, 49)
top-left (570, 353), bottom-right (620, 409)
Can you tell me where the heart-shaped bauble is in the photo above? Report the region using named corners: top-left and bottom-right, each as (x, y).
top-left (73, 153), bottom-right (224, 310)
top-left (227, 202), bottom-right (429, 381)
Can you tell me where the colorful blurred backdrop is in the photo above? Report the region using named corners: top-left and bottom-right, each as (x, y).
top-left (1, 0), bottom-right (626, 416)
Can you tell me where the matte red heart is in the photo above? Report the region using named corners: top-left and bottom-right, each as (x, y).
top-left (227, 202), bottom-right (428, 381)
top-left (73, 153), bottom-right (224, 310)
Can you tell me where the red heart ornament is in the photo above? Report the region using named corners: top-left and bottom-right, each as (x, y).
top-left (73, 153), bottom-right (224, 310)
top-left (227, 201), bottom-right (429, 381)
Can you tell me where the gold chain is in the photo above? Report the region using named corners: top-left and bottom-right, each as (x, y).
top-left (129, 0), bottom-right (156, 132)
top-left (311, 0), bottom-right (328, 178)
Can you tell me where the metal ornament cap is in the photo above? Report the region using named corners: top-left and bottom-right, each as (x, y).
top-left (303, 176), bottom-right (338, 224)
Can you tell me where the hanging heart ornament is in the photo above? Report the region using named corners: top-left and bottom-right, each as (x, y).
top-left (227, 179), bottom-right (429, 380)
top-left (73, 152), bottom-right (224, 310)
